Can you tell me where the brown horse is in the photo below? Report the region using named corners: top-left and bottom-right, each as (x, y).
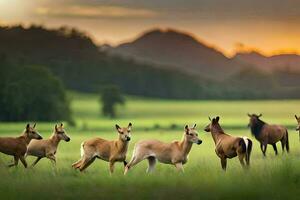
top-left (295, 115), bottom-right (300, 140)
top-left (204, 116), bottom-right (252, 170)
top-left (247, 114), bottom-right (289, 156)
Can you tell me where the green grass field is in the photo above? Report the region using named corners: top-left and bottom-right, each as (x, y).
top-left (0, 92), bottom-right (299, 199)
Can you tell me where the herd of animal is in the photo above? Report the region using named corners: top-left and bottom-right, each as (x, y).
top-left (0, 114), bottom-right (299, 173)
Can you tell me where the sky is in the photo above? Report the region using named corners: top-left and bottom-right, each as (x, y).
top-left (0, 0), bottom-right (300, 57)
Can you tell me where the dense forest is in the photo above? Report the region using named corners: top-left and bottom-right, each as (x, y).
top-left (0, 25), bottom-right (300, 102)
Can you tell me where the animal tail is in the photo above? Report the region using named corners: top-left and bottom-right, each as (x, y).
top-left (241, 137), bottom-right (253, 166)
top-left (285, 129), bottom-right (289, 153)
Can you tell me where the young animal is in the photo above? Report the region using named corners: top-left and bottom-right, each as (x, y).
top-left (0, 123), bottom-right (42, 168)
top-left (295, 115), bottom-right (300, 140)
top-left (124, 124), bottom-right (202, 175)
top-left (248, 113), bottom-right (289, 156)
top-left (204, 117), bottom-right (252, 170)
top-left (26, 123), bottom-right (71, 167)
top-left (72, 123), bottom-right (132, 174)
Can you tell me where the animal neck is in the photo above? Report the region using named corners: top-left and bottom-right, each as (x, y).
top-left (50, 134), bottom-right (61, 146)
top-left (117, 139), bottom-right (129, 153)
top-left (180, 135), bottom-right (193, 156)
top-left (210, 124), bottom-right (225, 144)
top-left (250, 119), bottom-right (266, 137)
top-left (20, 132), bottom-right (32, 145)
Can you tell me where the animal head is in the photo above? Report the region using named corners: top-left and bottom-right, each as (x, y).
top-left (116, 123), bottom-right (132, 142)
top-left (25, 123), bottom-right (43, 140)
top-left (247, 113), bottom-right (262, 127)
top-left (184, 124), bottom-right (202, 145)
top-left (295, 115), bottom-right (300, 131)
top-left (54, 123), bottom-right (70, 142)
top-left (204, 116), bottom-right (220, 132)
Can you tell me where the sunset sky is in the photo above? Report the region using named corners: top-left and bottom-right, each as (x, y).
top-left (0, 0), bottom-right (300, 57)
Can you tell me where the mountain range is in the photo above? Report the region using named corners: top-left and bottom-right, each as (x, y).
top-left (105, 28), bottom-right (300, 79)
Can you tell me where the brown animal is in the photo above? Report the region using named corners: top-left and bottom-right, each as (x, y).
top-left (248, 113), bottom-right (289, 156)
top-left (204, 116), bottom-right (252, 170)
top-left (72, 123), bottom-right (132, 174)
top-left (295, 115), bottom-right (300, 140)
top-left (0, 123), bottom-right (42, 168)
top-left (124, 124), bottom-right (202, 174)
top-left (25, 123), bottom-right (71, 167)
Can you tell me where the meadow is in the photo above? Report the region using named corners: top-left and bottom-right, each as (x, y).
top-left (0, 92), bottom-right (299, 199)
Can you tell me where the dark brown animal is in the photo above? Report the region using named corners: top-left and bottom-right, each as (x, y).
top-left (0, 123), bottom-right (43, 168)
top-left (204, 116), bottom-right (252, 170)
top-left (295, 115), bottom-right (300, 140)
top-left (248, 113), bottom-right (289, 156)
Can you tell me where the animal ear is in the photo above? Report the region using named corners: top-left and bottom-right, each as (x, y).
top-left (33, 123), bottom-right (36, 128)
top-left (216, 116), bottom-right (220, 122)
top-left (127, 123), bottom-right (132, 131)
top-left (247, 113), bottom-right (251, 117)
top-left (212, 118), bottom-right (216, 124)
top-left (184, 125), bottom-right (189, 133)
top-left (55, 124), bottom-right (58, 131)
top-left (26, 123), bottom-right (30, 130)
top-left (115, 124), bottom-right (121, 132)
top-left (193, 124), bottom-right (196, 128)
top-left (295, 115), bottom-right (298, 120)
top-left (258, 114), bottom-right (262, 117)
top-left (208, 117), bottom-right (212, 121)
top-left (60, 123), bottom-right (63, 127)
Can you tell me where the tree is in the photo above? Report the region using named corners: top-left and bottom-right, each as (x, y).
top-left (100, 85), bottom-right (125, 118)
top-left (0, 63), bottom-right (72, 123)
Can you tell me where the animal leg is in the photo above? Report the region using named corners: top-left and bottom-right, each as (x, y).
top-left (31, 157), bottom-right (42, 167)
top-left (46, 154), bottom-right (56, 166)
top-left (174, 162), bottom-right (184, 173)
top-left (272, 143), bottom-right (278, 155)
top-left (8, 156), bottom-right (19, 167)
top-left (19, 156), bottom-right (27, 168)
top-left (261, 143), bottom-right (267, 156)
top-left (146, 156), bottom-right (156, 173)
top-left (109, 161), bottom-right (115, 175)
top-left (79, 156), bottom-right (96, 172)
top-left (280, 140), bottom-right (285, 153)
top-left (72, 158), bottom-right (83, 169)
top-left (238, 154), bottom-right (246, 169)
top-left (124, 155), bottom-right (144, 175)
top-left (221, 158), bottom-right (227, 170)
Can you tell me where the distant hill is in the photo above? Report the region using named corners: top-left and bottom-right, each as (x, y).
top-left (233, 51), bottom-right (300, 72)
top-left (107, 28), bottom-right (246, 79)
top-left (0, 25), bottom-right (209, 99)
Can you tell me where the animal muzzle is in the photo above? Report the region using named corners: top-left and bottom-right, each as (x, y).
top-left (126, 136), bottom-right (131, 141)
top-left (37, 135), bottom-right (43, 140)
top-left (197, 139), bottom-right (202, 145)
top-left (296, 127), bottom-right (300, 131)
top-left (204, 128), bottom-right (210, 132)
top-left (65, 137), bottom-right (71, 142)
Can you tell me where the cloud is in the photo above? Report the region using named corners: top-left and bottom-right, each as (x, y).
top-left (35, 5), bottom-right (159, 19)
